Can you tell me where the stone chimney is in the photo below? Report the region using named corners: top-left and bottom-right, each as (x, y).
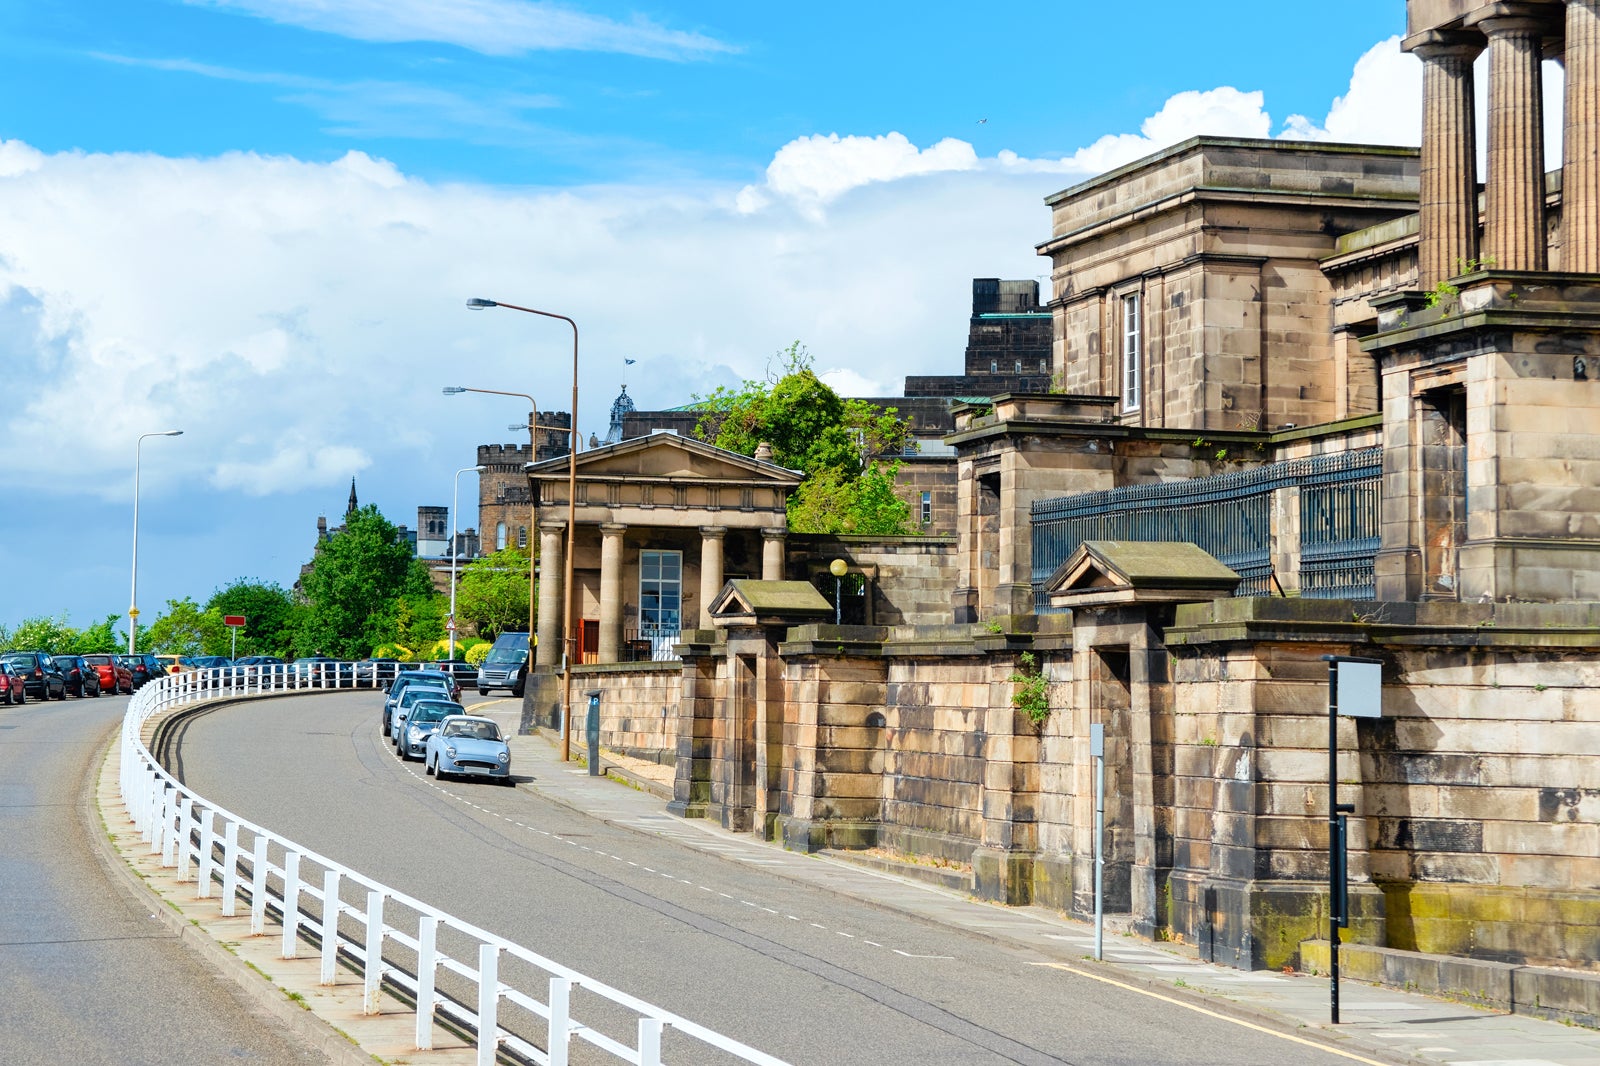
top-left (754, 442), bottom-right (774, 462)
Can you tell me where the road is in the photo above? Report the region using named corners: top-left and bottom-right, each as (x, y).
top-left (0, 693), bottom-right (331, 1066)
top-left (162, 689), bottom-right (1374, 1066)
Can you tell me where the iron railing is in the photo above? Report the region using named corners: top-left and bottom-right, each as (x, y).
top-left (1031, 448), bottom-right (1382, 609)
top-left (118, 666), bottom-right (787, 1066)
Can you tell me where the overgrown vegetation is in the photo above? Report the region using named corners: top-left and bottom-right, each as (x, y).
top-left (1009, 651), bottom-right (1051, 724)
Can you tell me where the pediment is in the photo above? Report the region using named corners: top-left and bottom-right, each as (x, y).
top-left (1047, 540), bottom-right (1241, 608)
top-left (709, 579), bottom-right (834, 627)
top-left (527, 433), bottom-right (801, 485)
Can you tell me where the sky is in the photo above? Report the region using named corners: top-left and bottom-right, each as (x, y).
top-left (0, 0), bottom-right (1558, 633)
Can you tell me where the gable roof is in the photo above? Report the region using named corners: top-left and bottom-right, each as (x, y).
top-left (709, 580), bottom-right (834, 627)
top-left (1046, 540), bottom-right (1241, 608)
top-left (526, 432), bottom-right (802, 485)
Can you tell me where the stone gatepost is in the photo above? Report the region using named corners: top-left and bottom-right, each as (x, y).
top-left (668, 629), bottom-right (721, 820)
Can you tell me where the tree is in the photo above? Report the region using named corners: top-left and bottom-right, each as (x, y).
top-left (695, 343), bottom-right (914, 535)
top-left (206, 579), bottom-right (296, 656)
top-left (295, 505), bottom-right (436, 659)
top-left (454, 547), bottom-right (531, 639)
top-left (143, 597), bottom-right (225, 656)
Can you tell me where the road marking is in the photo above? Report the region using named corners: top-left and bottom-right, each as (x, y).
top-left (893, 950), bottom-right (953, 960)
top-left (1031, 962), bottom-right (1393, 1066)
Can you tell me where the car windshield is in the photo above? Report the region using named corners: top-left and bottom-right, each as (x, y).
top-left (1, 653), bottom-right (29, 666)
top-left (410, 703), bottom-right (462, 724)
top-left (485, 649), bottom-right (524, 663)
top-left (399, 686), bottom-right (447, 708)
top-left (443, 720), bottom-right (502, 741)
top-left (84, 655), bottom-right (110, 665)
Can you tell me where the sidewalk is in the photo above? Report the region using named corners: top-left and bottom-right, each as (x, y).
top-left (504, 724), bottom-right (1600, 1066)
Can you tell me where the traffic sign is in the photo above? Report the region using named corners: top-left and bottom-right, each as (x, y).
top-left (223, 615), bottom-right (246, 627)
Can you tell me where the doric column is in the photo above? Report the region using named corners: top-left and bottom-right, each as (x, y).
top-left (535, 523), bottom-right (564, 668)
top-left (597, 523), bottom-right (625, 664)
top-left (760, 528), bottom-right (786, 580)
top-left (1567, 0), bottom-right (1600, 272)
top-left (698, 526), bottom-right (727, 629)
top-left (1411, 34), bottom-right (1483, 285)
top-left (1474, 8), bottom-right (1553, 269)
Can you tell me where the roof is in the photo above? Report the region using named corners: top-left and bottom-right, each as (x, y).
top-left (710, 579), bottom-right (835, 626)
top-left (524, 430), bottom-right (802, 483)
top-left (1046, 540), bottom-right (1242, 608)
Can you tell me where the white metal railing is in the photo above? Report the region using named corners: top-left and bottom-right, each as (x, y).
top-left (118, 664), bottom-right (788, 1066)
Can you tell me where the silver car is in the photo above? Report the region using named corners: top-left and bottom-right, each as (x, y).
top-left (395, 699), bottom-right (465, 760)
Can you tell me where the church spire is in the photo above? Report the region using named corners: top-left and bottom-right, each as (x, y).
top-left (347, 477), bottom-right (358, 517)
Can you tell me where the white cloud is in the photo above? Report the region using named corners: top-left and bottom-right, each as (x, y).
top-left (744, 132), bottom-right (980, 213)
top-left (186, 0), bottom-right (735, 60)
top-left (1281, 37), bottom-right (1420, 145)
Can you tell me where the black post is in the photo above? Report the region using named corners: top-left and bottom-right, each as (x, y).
top-left (1326, 654), bottom-right (1341, 1025)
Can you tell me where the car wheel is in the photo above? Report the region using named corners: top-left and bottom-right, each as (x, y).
top-left (53, 686), bottom-right (65, 701)
top-left (512, 679), bottom-right (525, 697)
top-left (477, 687), bottom-right (489, 696)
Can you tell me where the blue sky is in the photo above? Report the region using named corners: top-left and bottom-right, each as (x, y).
top-left (1, 0), bottom-right (1426, 634)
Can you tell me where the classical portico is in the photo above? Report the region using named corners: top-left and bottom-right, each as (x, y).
top-left (525, 434), bottom-right (800, 672)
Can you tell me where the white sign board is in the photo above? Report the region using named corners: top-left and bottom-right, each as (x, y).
top-left (1090, 722), bottom-right (1105, 757)
top-left (1336, 660), bottom-right (1383, 718)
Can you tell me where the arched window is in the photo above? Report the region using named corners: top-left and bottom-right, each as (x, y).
top-left (518, 526), bottom-right (528, 549)
top-left (496, 523), bottom-right (507, 550)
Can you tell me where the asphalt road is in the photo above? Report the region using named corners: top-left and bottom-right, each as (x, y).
top-left (169, 690), bottom-right (1367, 1066)
top-left (0, 693), bottom-right (331, 1066)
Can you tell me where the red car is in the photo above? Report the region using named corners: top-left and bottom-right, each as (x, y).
top-left (83, 654), bottom-right (134, 695)
top-left (0, 662), bottom-right (25, 704)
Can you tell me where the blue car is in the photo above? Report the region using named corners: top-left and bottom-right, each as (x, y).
top-left (425, 715), bottom-right (512, 784)
top-left (394, 699), bottom-right (465, 760)
top-left (382, 671), bottom-right (455, 737)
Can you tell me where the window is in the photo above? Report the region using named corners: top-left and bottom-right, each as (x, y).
top-left (1039, 358), bottom-right (1048, 374)
top-left (1014, 360), bottom-right (1022, 374)
top-left (496, 523), bottom-right (507, 550)
top-left (1121, 292), bottom-right (1142, 412)
top-left (920, 491), bottom-right (932, 525)
top-left (990, 359), bottom-right (998, 373)
top-left (639, 551), bottom-right (682, 649)
top-left (517, 526), bottom-right (527, 549)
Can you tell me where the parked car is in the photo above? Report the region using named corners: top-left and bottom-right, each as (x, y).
top-left (291, 656), bottom-right (354, 685)
top-left (385, 678), bottom-right (456, 740)
top-left (426, 660), bottom-right (480, 685)
top-left (425, 715), bottom-right (512, 784)
top-left (356, 658), bottom-right (401, 690)
top-left (83, 653), bottom-right (133, 694)
top-left (118, 653), bottom-right (166, 689)
top-left (53, 655), bottom-right (102, 698)
top-left (155, 654), bottom-right (195, 676)
top-left (1, 652), bottom-right (66, 701)
top-left (230, 655), bottom-right (286, 686)
top-left (0, 661), bottom-right (27, 704)
top-left (394, 698), bottom-right (466, 760)
top-left (475, 631), bottom-right (529, 697)
top-left (189, 655), bottom-right (233, 670)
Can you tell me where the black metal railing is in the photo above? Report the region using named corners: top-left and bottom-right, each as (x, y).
top-left (1031, 448), bottom-right (1381, 609)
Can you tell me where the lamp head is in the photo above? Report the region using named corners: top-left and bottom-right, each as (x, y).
top-left (829, 558), bottom-right (848, 578)
top-left (442, 386), bottom-right (466, 395)
top-left (509, 423), bottom-right (530, 431)
top-left (466, 298), bottom-right (498, 310)
top-left (473, 465), bottom-right (486, 472)
top-left (165, 430), bottom-right (184, 437)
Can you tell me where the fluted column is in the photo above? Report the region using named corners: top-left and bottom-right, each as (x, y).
top-left (1413, 35), bottom-right (1483, 285)
top-left (1568, 0), bottom-right (1600, 272)
top-left (698, 526), bottom-right (727, 628)
top-left (535, 523), bottom-right (564, 668)
top-left (760, 528), bottom-right (786, 580)
top-left (597, 523), bottom-right (625, 664)
top-left (1475, 10), bottom-right (1552, 269)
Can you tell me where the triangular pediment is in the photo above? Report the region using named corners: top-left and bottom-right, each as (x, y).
top-left (709, 579), bottom-right (834, 627)
top-left (527, 433), bottom-right (801, 485)
top-left (1047, 540), bottom-right (1241, 608)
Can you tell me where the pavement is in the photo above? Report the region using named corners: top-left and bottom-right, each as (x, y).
top-left (514, 723), bottom-right (1600, 1066)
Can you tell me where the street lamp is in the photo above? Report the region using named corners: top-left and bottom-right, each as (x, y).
top-left (130, 430), bottom-right (183, 654)
top-left (467, 296), bottom-right (580, 762)
top-left (829, 558), bottom-right (848, 626)
top-left (449, 464), bottom-right (487, 661)
top-left (443, 385), bottom-right (541, 644)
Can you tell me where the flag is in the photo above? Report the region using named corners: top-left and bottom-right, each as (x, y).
top-left (624, 358), bottom-right (637, 365)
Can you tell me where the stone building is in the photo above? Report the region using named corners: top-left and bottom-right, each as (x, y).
top-left (477, 412), bottom-right (571, 557)
top-left (515, 0), bottom-right (1600, 1018)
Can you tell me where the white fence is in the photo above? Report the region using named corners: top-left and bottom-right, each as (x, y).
top-left (118, 665), bottom-right (789, 1066)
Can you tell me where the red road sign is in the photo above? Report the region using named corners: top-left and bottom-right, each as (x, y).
top-left (223, 615), bottom-right (246, 627)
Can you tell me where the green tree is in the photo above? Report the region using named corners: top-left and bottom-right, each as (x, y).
top-left (206, 579), bottom-right (296, 656)
top-left (6, 615), bottom-right (78, 652)
top-left (71, 615), bottom-right (125, 653)
top-left (694, 343), bottom-right (914, 535)
top-left (295, 505), bottom-right (436, 659)
top-left (143, 597), bottom-right (225, 656)
top-left (454, 547), bottom-right (531, 639)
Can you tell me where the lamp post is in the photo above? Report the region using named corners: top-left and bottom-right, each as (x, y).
top-left (130, 429), bottom-right (183, 654)
top-left (448, 464), bottom-right (487, 661)
top-left (466, 298), bottom-right (580, 762)
top-left (829, 558), bottom-right (848, 626)
top-left (442, 385), bottom-right (539, 644)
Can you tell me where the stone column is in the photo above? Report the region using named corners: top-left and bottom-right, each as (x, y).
top-left (1474, 9), bottom-right (1552, 269)
top-left (1567, 0), bottom-right (1600, 272)
top-left (760, 528), bottom-right (786, 580)
top-left (597, 523), bottom-right (625, 664)
top-left (535, 523), bottom-right (564, 668)
top-left (698, 526), bottom-right (727, 629)
top-left (1412, 35), bottom-right (1483, 286)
